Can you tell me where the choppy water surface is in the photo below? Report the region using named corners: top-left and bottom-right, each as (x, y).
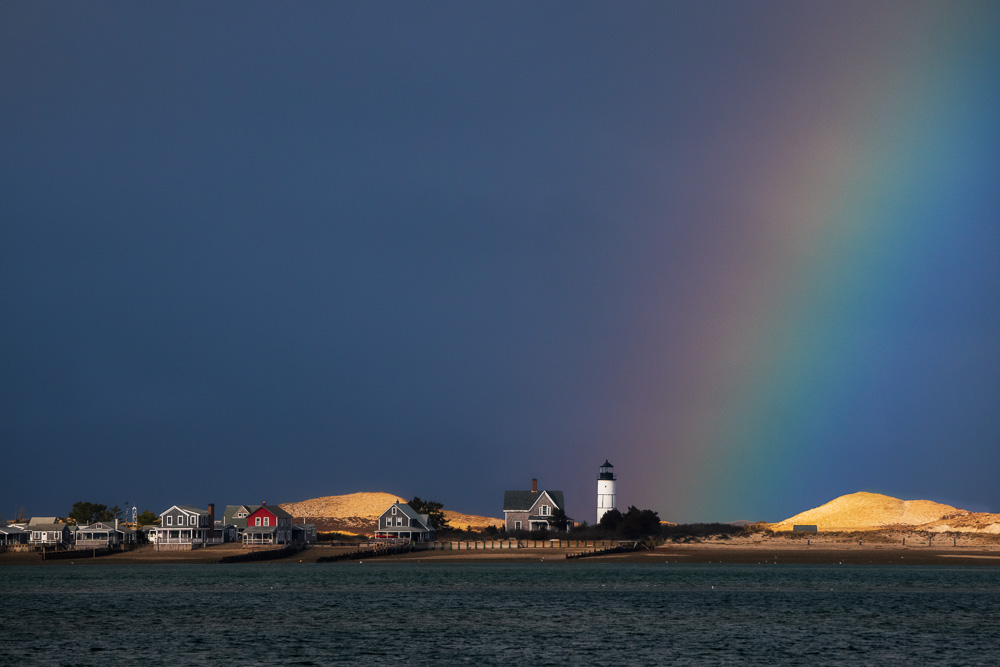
top-left (2, 562), bottom-right (999, 665)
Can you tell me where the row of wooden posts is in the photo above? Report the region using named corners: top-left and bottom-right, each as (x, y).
top-left (416, 539), bottom-right (625, 550)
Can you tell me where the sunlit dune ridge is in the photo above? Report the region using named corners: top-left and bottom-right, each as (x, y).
top-left (279, 491), bottom-right (502, 530)
top-left (771, 491), bottom-right (1000, 533)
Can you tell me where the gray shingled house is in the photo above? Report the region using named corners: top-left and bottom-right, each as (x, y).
top-left (27, 517), bottom-right (72, 548)
top-left (153, 505), bottom-right (217, 549)
top-left (375, 502), bottom-right (436, 543)
top-left (503, 479), bottom-right (566, 533)
top-left (74, 521), bottom-right (136, 549)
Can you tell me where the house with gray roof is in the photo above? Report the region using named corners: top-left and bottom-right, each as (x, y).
top-left (503, 479), bottom-right (566, 533)
top-left (74, 521), bottom-right (136, 549)
top-left (224, 505), bottom-right (251, 528)
top-left (242, 503), bottom-right (293, 546)
top-left (26, 517), bottom-right (72, 548)
top-left (375, 502), bottom-right (435, 543)
top-left (153, 504), bottom-right (218, 550)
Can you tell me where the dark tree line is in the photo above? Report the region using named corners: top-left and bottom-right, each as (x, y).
top-left (67, 502), bottom-right (159, 526)
top-left (408, 497), bottom-right (451, 531)
top-left (598, 506), bottom-right (662, 538)
top-left (68, 502), bottom-right (123, 525)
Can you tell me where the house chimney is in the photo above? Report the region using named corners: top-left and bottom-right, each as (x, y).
top-left (208, 503), bottom-right (215, 539)
top-left (532, 478), bottom-right (537, 493)
top-left (262, 500), bottom-right (266, 507)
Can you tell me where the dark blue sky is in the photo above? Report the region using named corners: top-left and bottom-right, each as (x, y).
top-left (3, 2), bottom-right (1000, 523)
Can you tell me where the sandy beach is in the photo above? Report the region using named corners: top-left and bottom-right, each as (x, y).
top-left (4, 537), bottom-right (1000, 567)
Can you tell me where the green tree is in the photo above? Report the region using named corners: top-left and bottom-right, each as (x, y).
top-left (620, 506), bottom-right (660, 538)
top-left (598, 506), bottom-right (659, 538)
top-left (598, 508), bottom-right (624, 533)
top-left (408, 497), bottom-right (451, 531)
top-left (68, 502), bottom-right (128, 524)
top-left (68, 501), bottom-right (108, 525)
top-left (547, 506), bottom-right (570, 532)
top-left (136, 510), bottom-right (159, 527)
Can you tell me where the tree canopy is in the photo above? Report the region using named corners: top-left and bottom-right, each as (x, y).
top-left (599, 505), bottom-right (661, 538)
top-left (136, 510), bottom-right (159, 527)
top-left (407, 497), bottom-right (451, 531)
top-left (547, 506), bottom-right (570, 532)
top-left (68, 502), bottom-right (123, 525)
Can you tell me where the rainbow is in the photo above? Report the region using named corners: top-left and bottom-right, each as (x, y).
top-left (618, 3), bottom-right (1000, 522)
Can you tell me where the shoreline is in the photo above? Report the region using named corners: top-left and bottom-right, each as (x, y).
top-left (4, 540), bottom-right (1000, 567)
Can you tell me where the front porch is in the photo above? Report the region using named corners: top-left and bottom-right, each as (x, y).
top-left (153, 528), bottom-right (224, 550)
top-left (243, 526), bottom-right (290, 546)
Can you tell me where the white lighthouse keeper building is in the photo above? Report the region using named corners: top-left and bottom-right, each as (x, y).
top-left (597, 460), bottom-right (617, 523)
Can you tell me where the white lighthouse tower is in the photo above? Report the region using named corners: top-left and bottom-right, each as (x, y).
top-left (597, 460), bottom-right (617, 524)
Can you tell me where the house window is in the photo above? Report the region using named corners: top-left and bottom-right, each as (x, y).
top-left (515, 521), bottom-right (522, 531)
top-left (255, 517), bottom-right (262, 526)
top-left (190, 516), bottom-right (196, 526)
top-left (539, 505), bottom-right (549, 516)
top-left (392, 506), bottom-right (397, 515)
top-left (396, 517), bottom-right (402, 526)
top-left (264, 517), bottom-right (270, 527)
top-left (166, 516), bottom-right (173, 526)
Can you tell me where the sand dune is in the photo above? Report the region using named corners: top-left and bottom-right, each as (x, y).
top-left (441, 510), bottom-right (503, 531)
top-left (279, 491), bottom-right (502, 534)
top-left (281, 492), bottom-right (407, 519)
top-left (771, 491), bottom-right (1000, 532)
top-left (920, 513), bottom-right (1000, 534)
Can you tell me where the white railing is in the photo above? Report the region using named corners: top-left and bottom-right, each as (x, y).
top-left (154, 536), bottom-right (225, 545)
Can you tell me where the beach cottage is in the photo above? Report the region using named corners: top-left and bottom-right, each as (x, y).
top-left (27, 517), bottom-right (72, 548)
top-left (242, 503), bottom-right (293, 546)
top-left (74, 521), bottom-right (136, 549)
top-left (375, 502), bottom-right (435, 543)
top-left (502, 479), bottom-right (566, 533)
top-left (154, 504), bottom-right (218, 550)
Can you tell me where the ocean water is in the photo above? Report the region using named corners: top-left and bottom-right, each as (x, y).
top-left (2, 562), bottom-right (999, 666)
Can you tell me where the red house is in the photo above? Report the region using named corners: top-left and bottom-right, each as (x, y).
top-left (243, 502), bottom-right (293, 546)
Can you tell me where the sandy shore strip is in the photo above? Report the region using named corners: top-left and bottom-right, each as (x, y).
top-left (4, 540), bottom-right (1000, 567)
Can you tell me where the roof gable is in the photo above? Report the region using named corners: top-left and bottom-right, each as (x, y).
top-left (503, 490), bottom-right (564, 512)
top-left (224, 505), bottom-right (251, 522)
top-left (247, 505), bottom-right (292, 520)
top-left (379, 502), bottom-right (433, 531)
top-left (161, 505), bottom-right (209, 517)
top-left (529, 491), bottom-right (563, 514)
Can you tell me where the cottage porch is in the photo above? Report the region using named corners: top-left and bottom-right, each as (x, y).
top-left (153, 528), bottom-right (223, 549)
top-left (243, 526), bottom-right (289, 546)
